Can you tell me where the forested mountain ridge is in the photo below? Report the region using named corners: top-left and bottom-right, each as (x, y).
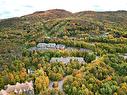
top-left (0, 9), bottom-right (127, 95)
top-left (0, 9), bottom-right (127, 29)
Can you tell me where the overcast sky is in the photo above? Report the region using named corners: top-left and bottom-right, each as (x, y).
top-left (0, 0), bottom-right (127, 19)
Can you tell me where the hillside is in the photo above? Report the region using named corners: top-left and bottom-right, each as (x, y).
top-left (0, 9), bottom-right (127, 95)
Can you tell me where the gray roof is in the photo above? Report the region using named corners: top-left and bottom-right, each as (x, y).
top-left (50, 57), bottom-right (85, 64)
top-left (37, 43), bottom-right (56, 48)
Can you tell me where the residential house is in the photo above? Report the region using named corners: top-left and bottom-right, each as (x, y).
top-left (30, 43), bottom-right (66, 51)
top-left (0, 81), bottom-right (34, 95)
top-left (46, 43), bottom-right (56, 48)
top-left (37, 43), bottom-right (56, 49)
top-left (28, 68), bottom-right (35, 74)
top-left (37, 43), bottom-right (47, 48)
top-left (56, 44), bottom-right (65, 50)
top-left (123, 53), bottom-right (127, 59)
top-left (50, 57), bottom-right (85, 64)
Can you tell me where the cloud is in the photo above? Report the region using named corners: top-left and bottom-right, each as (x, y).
top-left (23, 5), bottom-right (33, 8)
top-left (0, 11), bottom-right (12, 18)
top-left (0, 0), bottom-right (127, 19)
top-left (2, 11), bottom-right (11, 15)
top-left (93, 5), bottom-right (104, 11)
top-left (14, 9), bottom-right (20, 12)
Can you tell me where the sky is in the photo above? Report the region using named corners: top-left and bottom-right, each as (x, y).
top-left (0, 0), bottom-right (127, 19)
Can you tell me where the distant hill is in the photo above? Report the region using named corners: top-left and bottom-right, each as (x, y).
top-left (25, 9), bottom-right (73, 19)
top-left (0, 9), bottom-right (127, 29)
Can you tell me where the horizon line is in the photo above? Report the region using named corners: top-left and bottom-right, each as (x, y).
top-left (1, 9), bottom-right (127, 20)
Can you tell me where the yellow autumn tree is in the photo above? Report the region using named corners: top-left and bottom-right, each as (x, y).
top-left (35, 68), bottom-right (49, 93)
top-left (8, 73), bottom-right (15, 84)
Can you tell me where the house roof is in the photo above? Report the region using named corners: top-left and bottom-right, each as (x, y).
top-left (0, 90), bottom-right (8, 95)
top-left (0, 81), bottom-right (33, 95)
top-left (50, 57), bottom-right (85, 64)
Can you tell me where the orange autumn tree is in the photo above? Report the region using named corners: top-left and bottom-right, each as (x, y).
top-left (19, 68), bottom-right (28, 82)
